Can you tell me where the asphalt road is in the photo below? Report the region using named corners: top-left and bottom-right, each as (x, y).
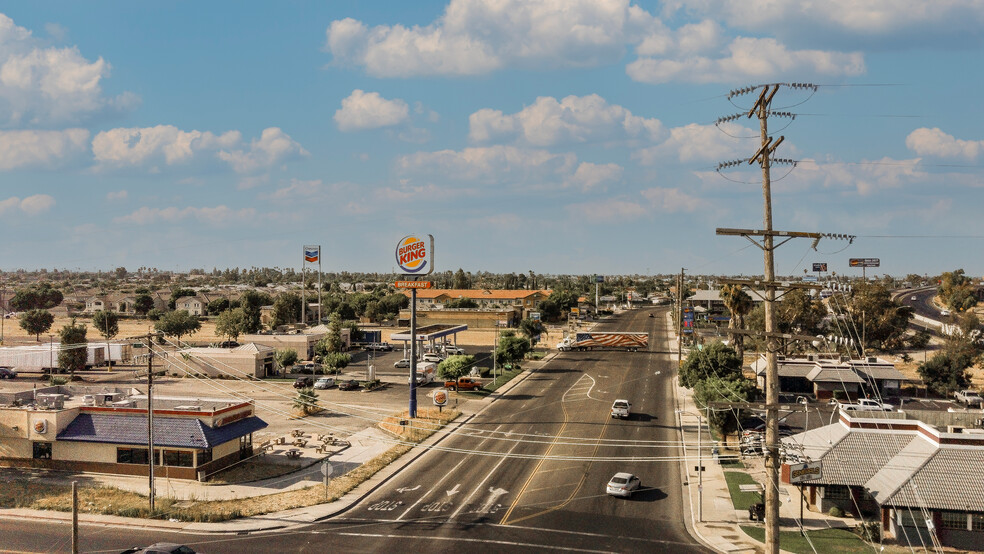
top-left (2, 308), bottom-right (708, 553)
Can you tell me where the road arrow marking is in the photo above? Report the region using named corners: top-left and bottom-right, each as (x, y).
top-left (396, 485), bottom-right (421, 494)
top-left (446, 484), bottom-right (460, 496)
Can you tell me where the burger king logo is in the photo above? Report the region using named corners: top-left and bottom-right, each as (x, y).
top-left (433, 389), bottom-right (448, 406)
top-left (396, 234), bottom-right (433, 275)
top-left (34, 420), bottom-right (48, 434)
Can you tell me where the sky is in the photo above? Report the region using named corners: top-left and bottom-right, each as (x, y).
top-left (1, 1), bottom-right (983, 279)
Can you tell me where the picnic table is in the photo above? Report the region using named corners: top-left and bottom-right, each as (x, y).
top-left (293, 439), bottom-right (308, 448)
top-left (285, 448), bottom-right (301, 459)
top-left (291, 429), bottom-right (304, 438)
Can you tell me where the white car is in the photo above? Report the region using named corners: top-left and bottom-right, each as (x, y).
top-left (940, 309), bottom-right (951, 317)
top-left (421, 353), bottom-right (445, 363)
top-left (611, 399), bottom-right (631, 419)
top-left (394, 358), bottom-right (412, 369)
top-left (606, 472), bottom-right (641, 498)
top-left (313, 377), bottom-right (335, 389)
top-left (442, 346), bottom-right (465, 355)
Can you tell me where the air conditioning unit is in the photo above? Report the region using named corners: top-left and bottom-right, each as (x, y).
top-left (962, 428), bottom-right (984, 435)
top-left (36, 394), bottom-right (65, 409)
top-left (93, 393), bottom-right (110, 406)
top-left (947, 425), bottom-right (965, 433)
top-left (82, 395), bottom-right (95, 406)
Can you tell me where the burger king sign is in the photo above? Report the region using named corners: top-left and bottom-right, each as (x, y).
top-left (396, 234), bottom-right (434, 275)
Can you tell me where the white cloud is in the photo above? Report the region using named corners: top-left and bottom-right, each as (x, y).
top-left (217, 127), bottom-right (308, 174)
top-left (114, 205), bottom-right (257, 225)
top-left (92, 125), bottom-right (306, 174)
top-left (334, 89), bottom-right (410, 131)
top-left (566, 162), bottom-right (623, 191)
top-left (792, 157), bottom-right (926, 196)
top-left (396, 145), bottom-right (576, 184)
top-left (633, 122), bottom-right (751, 165)
top-left (106, 190), bottom-right (127, 201)
top-left (627, 37), bottom-right (865, 84)
top-left (0, 13), bottom-right (137, 126)
top-left (906, 128), bottom-right (983, 160)
top-left (469, 94), bottom-right (664, 146)
top-left (640, 187), bottom-right (701, 212)
top-left (325, 0), bottom-right (656, 77)
top-left (567, 198), bottom-right (648, 222)
top-left (663, 0), bottom-right (984, 37)
top-left (0, 194), bottom-right (55, 215)
top-left (0, 128), bottom-right (88, 170)
top-left (268, 179), bottom-right (325, 200)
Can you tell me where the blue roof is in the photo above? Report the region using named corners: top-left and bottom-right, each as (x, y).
top-left (57, 413), bottom-right (267, 449)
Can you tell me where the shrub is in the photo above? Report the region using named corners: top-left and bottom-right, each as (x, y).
top-left (855, 521), bottom-right (880, 542)
top-left (828, 506), bottom-right (845, 518)
top-left (49, 376), bottom-right (68, 385)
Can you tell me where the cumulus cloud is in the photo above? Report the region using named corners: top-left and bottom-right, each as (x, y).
top-left (627, 36), bottom-right (865, 84)
top-left (906, 128), bottom-right (983, 160)
top-left (633, 121), bottom-right (752, 165)
top-left (334, 89), bottom-right (410, 131)
top-left (325, 0), bottom-right (655, 77)
top-left (0, 13), bottom-right (138, 126)
top-left (566, 162), bottom-right (623, 191)
top-left (793, 157), bottom-right (926, 196)
top-left (114, 205), bottom-right (257, 225)
top-left (396, 145), bottom-right (577, 184)
top-left (567, 186), bottom-right (701, 223)
top-left (640, 187), bottom-right (702, 212)
top-left (217, 127), bottom-right (308, 173)
top-left (0, 128), bottom-right (88, 170)
top-left (469, 94), bottom-right (663, 146)
top-left (106, 190), bottom-right (127, 201)
top-left (92, 125), bottom-right (306, 174)
top-left (0, 194), bottom-right (55, 215)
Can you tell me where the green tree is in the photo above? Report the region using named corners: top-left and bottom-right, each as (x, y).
top-left (271, 292), bottom-right (301, 327)
top-left (446, 298), bottom-right (478, 309)
top-left (693, 375), bottom-right (758, 437)
top-left (206, 297), bottom-right (231, 315)
top-left (274, 348), bottom-right (298, 373)
top-left (154, 310), bottom-right (201, 343)
top-left (10, 282), bottom-right (64, 311)
top-left (917, 340), bottom-right (976, 396)
top-left (518, 318), bottom-right (547, 348)
top-left (437, 354), bottom-right (477, 380)
top-left (678, 342), bottom-right (743, 389)
top-left (92, 310), bottom-right (119, 369)
top-left (146, 308), bottom-right (166, 321)
top-left (133, 293), bottom-right (155, 315)
top-left (320, 352), bottom-right (351, 373)
top-left (293, 388), bottom-right (319, 415)
top-left (58, 318), bottom-right (88, 378)
top-left (720, 284), bottom-right (753, 361)
top-left (215, 308), bottom-right (247, 341)
top-left (452, 268), bottom-right (470, 289)
top-left (495, 330), bottom-right (530, 367)
top-left (168, 288), bottom-right (197, 310)
top-left (19, 309), bottom-right (55, 341)
top-left (938, 269), bottom-right (978, 312)
top-left (239, 290), bottom-right (272, 333)
top-left (847, 282), bottom-right (913, 352)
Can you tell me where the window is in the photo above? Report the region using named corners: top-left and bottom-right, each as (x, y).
top-left (940, 511), bottom-right (968, 530)
top-left (117, 448), bottom-right (150, 465)
top-left (198, 448), bottom-right (213, 466)
top-left (32, 442), bottom-right (52, 460)
top-left (822, 486), bottom-right (850, 500)
top-left (972, 513), bottom-right (984, 531)
top-left (163, 450), bottom-right (193, 467)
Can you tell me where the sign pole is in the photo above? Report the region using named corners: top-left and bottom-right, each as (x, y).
top-left (800, 484), bottom-right (805, 536)
top-left (409, 287), bottom-right (417, 419)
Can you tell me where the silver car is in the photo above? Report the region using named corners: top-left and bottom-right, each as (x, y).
top-left (606, 472), bottom-right (641, 498)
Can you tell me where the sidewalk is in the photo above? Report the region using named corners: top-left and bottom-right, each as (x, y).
top-left (0, 352), bottom-right (553, 534)
top-left (671, 342), bottom-right (849, 553)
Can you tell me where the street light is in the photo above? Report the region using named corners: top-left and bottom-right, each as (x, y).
top-left (677, 408), bottom-right (703, 522)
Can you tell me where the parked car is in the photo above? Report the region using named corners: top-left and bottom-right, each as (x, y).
top-left (0, 367), bottom-right (16, 379)
top-left (394, 358), bottom-right (411, 368)
top-left (366, 342), bottom-right (393, 351)
top-left (441, 345), bottom-right (465, 355)
top-left (218, 341), bottom-right (239, 348)
top-left (293, 376), bottom-right (314, 389)
top-left (955, 389), bottom-right (984, 407)
top-left (121, 543), bottom-right (198, 554)
top-left (940, 309), bottom-right (951, 317)
top-left (338, 379), bottom-right (360, 391)
top-left (313, 377), bottom-right (336, 390)
top-left (421, 353), bottom-right (445, 363)
top-left (606, 472), bottom-right (641, 498)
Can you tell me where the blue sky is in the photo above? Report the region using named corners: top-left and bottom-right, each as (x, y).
top-left (1, 1), bottom-right (983, 278)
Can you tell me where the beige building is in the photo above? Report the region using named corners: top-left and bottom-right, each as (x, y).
top-left (165, 343), bottom-right (275, 378)
top-left (240, 325), bottom-right (346, 360)
top-left (0, 385), bottom-right (266, 481)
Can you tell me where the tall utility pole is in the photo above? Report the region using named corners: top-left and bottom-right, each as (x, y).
top-left (147, 331), bottom-right (155, 513)
top-left (677, 268), bottom-right (685, 365)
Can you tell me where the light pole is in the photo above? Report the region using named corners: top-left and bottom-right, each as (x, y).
top-left (677, 409), bottom-right (703, 522)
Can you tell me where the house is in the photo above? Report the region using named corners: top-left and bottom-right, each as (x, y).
top-left (751, 354), bottom-right (907, 401)
top-left (781, 412), bottom-right (984, 550)
top-left (164, 343), bottom-right (276, 378)
top-left (0, 385), bottom-right (266, 481)
top-left (174, 296), bottom-right (206, 316)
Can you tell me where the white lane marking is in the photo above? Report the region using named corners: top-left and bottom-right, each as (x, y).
top-left (334, 532), bottom-right (613, 553)
top-left (479, 486), bottom-right (509, 514)
top-left (396, 454), bottom-right (468, 521)
top-left (446, 484), bottom-right (460, 496)
top-left (396, 485), bottom-right (420, 493)
top-left (449, 437), bottom-right (522, 521)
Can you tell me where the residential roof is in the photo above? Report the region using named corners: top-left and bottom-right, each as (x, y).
top-left (851, 363), bottom-right (907, 382)
top-left (805, 366), bottom-right (867, 384)
top-left (867, 438), bottom-right (984, 512)
top-left (57, 413), bottom-right (267, 449)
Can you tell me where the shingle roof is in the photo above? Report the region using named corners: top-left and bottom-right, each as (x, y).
top-left (57, 413), bottom-right (267, 449)
top-left (805, 366), bottom-right (866, 384)
top-left (852, 364), bottom-right (907, 381)
top-left (870, 445), bottom-right (984, 512)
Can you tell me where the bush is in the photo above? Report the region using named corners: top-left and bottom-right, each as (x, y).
top-left (828, 506), bottom-right (845, 518)
top-left (363, 379), bottom-right (382, 391)
top-left (49, 376), bottom-right (68, 386)
top-left (855, 521), bottom-right (880, 542)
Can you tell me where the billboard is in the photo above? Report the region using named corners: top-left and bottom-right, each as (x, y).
top-left (812, 263), bottom-right (827, 272)
top-left (849, 258), bottom-right (880, 268)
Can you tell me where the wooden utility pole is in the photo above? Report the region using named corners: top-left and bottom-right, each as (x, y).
top-left (72, 481), bottom-right (78, 554)
top-left (147, 331), bottom-right (155, 513)
top-left (677, 268), bottom-right (684, 365)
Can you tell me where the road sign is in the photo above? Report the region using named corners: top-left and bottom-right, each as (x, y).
top-left (849, 258), bottom-right (880, 268)
top-left (812, 263), bottom-right (827, 272)
top-left (789, 461), bottom-right (822, 484)
top-left (530, 312), bottom-right (541, 320)
top-left (803, 275), bottom-right (818, 282)
top-left (395, 280), bottom-right (432, 289)
top-left (321, 461), bottom-right (333, 477)
top-left (433, 389), bottom-right (449, 407)
top-left (595, 275), bottom-right (604, 283)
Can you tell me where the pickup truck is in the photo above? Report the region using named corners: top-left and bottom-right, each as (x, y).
top-left (837, 398), bottom-right (894, 412)
top-left (611, 399), bottom-right (631, 419)
top-left (444, 377), bottom-right (483, 391)
top-left (955, 390), bottom-right (984, 406)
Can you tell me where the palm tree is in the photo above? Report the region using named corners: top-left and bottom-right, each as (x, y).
top-left (720, 284), bottom-right (753, 362)
top-left (518, 318), bottom-right (547, 348)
